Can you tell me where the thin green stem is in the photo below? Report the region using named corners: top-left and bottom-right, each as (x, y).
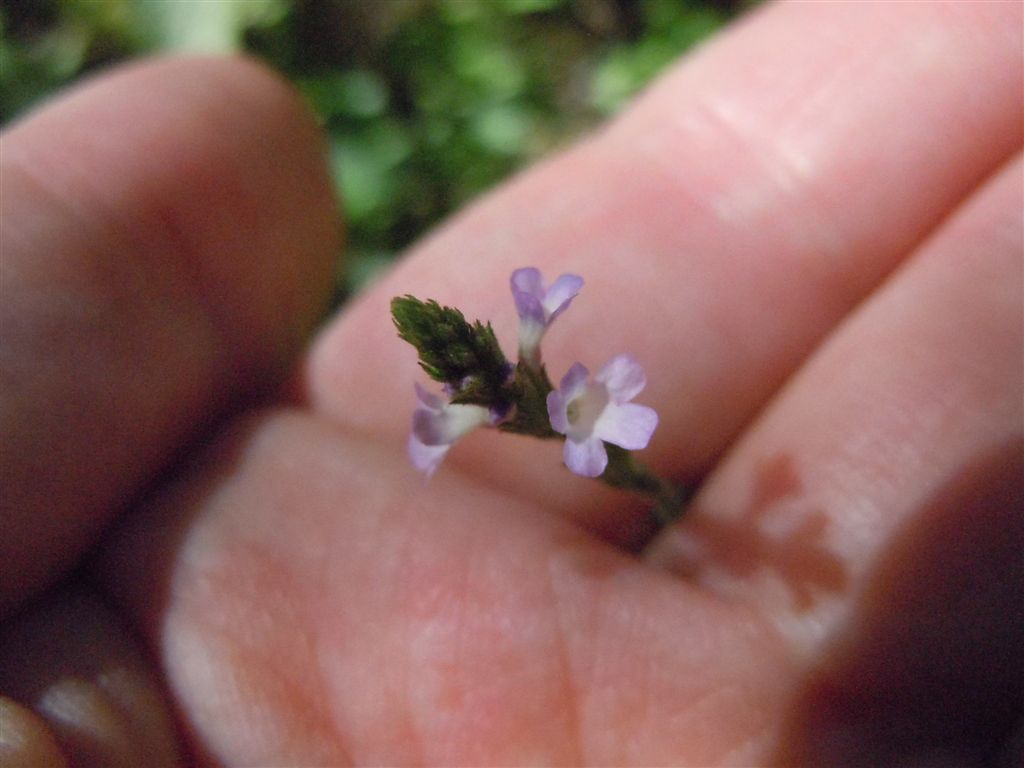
top-left (498, 362), bottom-right (559, 438)
top-left (600, 444), bottom-right (691, 526)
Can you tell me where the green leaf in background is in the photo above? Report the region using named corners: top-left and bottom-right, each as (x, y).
top-left (471, 102), bottom-right (534, 156)
top-left (133, 0), bottom-right (287, 53)
top-left (499, 0), bottom-right (565, 15)
top-left (590, 0), bottom-right (727, 115)
top-left (329, 117), bottom-right (412, 225)
top-left (300, 69), bottom-right (389, 120)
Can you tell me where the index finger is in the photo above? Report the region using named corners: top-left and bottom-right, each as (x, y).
top-left (307, 0), bottom-right (1021, 540)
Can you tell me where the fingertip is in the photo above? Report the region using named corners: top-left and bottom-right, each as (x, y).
top-left (0, 589), bottom-right (181, 767)
top-left (0, 697), bottom-right (69, 768)
top-left (7, 53), bottom-right (341, 355)
top-left (12, 53), bottom-right (346, 366)
top-left (1, 54), bottom-right (340, 613)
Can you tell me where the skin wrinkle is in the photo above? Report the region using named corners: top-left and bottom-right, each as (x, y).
top-left (310, 648), bottom-right (357, 768)
top-left (547, 551), bottom-right (622, 760)
top-left (463, 542), bottom-right (573, 763)
top-left (627, 633), bottom-right (657, 763)
top-left (544, 547), bottom-right (593, 766)
top-left (765, 22), bottom-right (912, 171)
top-left (657, 90), bottom-right (829, 239)
top-left (546, 536), bottom-right (792, 764)
top-left (0, 150), bottom-right (228, 428)
top-left (430, 531), bottom-right (475, 761)
top-left (654, 685), bottom-right (736, 764)
top-left (102, 58), bottom-right (332, 369)
top-left (363, 499), bottom-right (422, 761)
top-left (632, 594), bottom-right (749, 764)
top-left (143, 463), bottom-right (348, 764)
top-left (236, 568), bottom-right (344, 757)
top-left (715, 721), bottom-right (776, 767)
top-left (174, 599), bottom-right (339, 762)
top-left (372, 491), bottom-right (444, 761)
top-left (311, 522), bottom-right (382, 763)
top-left (0, 150), bottom-right (142, 297)
top-left (311, 456), bottom-right (507, 765)
top-left (6, 74), bottom-right (232, 380)
top-left (611, 2), bottom-right (1023, 308)
top-left (0, 152), bottom-right (212, 394)
top-left (397, 588), bottom-right (427, 768)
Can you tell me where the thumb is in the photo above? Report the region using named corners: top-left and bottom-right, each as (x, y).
top-left (0, 55), bottom-right (340, 616)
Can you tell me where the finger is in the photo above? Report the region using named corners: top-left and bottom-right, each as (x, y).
top-left (306, 0), bottom-right (1022, 540)
top-left (94, 410), bottom-right (796, 765)
top-left (0, 586), bottom-right (181, 767)
top-left (0, 56), bottom-right (339, 614)
top-left (647, 154), bottom-right (1023, 764)
top-left (0, 698), bottom-right (69, 768)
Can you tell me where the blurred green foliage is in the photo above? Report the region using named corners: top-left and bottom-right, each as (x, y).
top-left (1, 0), bottom-right (751, 295)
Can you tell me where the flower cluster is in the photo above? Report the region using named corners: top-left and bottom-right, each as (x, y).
top-left (398, 267), bottom-right (659, 481)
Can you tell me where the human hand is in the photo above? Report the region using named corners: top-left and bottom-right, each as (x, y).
top-left (2, 2), bottom-right (1021, 765)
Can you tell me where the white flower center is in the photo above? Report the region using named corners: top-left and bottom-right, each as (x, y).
top-left (565, 384), bottom-right (609, 440)
top-left (517, 318), bottom-right (546, 363)
top-left (442, 403), bottom-right (492, 442)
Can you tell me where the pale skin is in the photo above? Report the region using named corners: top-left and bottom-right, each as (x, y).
top-left (0, 1), bottom-right (1021, 765)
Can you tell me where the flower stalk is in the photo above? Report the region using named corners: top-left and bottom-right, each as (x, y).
top-left (498, 363), bottom-right (559, 438)
top-left (392, 268), bottom-right (690, 526)
top-left (600, 444), bottom-right (691, 525)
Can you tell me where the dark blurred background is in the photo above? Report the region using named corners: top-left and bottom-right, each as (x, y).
top-left (1, 0), bottom-right (754, 297)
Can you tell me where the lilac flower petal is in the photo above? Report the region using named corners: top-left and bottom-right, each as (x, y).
top-left (412, 408), bottom-right (444, 445)
top-left (563, 436), bottom-right (608, 478)
top-left (546, 389), bottom-right (570, 434)
top-left (543, 273), bottom-right (583, 321)
top-left (408, 434), bottom-right (449, 477)
top-left (413, 403), bottom-right (490, 445)
top-left (517, 319), bottom-right (546, 364)
top-left (595, 354), bottom-right (646, 403)
top-left (510, 267), bottom-right (544, 300)
top-left (414, 382), bottom-right (444, 410)
top-left (594, 403), bottom-right (658, 450)
top-left (512, 289), bottom-right (546, 324)
top-left (558, 362), bottom-right (590, 401)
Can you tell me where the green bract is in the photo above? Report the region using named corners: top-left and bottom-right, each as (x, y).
top-left (390, 295), bottom-right (511, 406)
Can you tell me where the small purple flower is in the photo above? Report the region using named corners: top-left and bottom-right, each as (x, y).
top-left (510, 267), bottom-right (583, 364)
top-left (546, 354), bottom-right (658, 478)
top-left (407, 383), bottom-right (492, 477)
